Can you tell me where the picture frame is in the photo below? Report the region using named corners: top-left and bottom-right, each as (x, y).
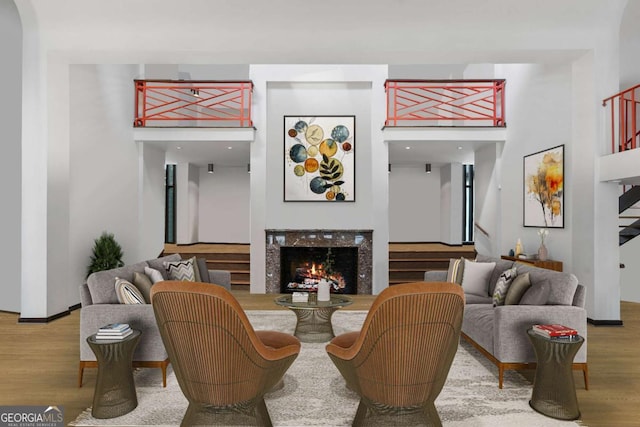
top-left (523, 144), bottom-right (564, 228)
top-left (283, 115), bottom-right (355, 202)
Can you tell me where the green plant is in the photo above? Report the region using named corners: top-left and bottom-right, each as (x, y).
top-left (86, 232), bottom-right (124, 278)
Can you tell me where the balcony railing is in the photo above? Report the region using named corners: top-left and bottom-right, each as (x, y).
top-left (385, 79), bottom-right (506, 127)
top-left (603, 84), bottom-right (640, 154)
top-left (134, 80), bottom-right (253, 128)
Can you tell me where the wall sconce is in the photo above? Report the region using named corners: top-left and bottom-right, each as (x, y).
top-left (247, 163), bottom-right (251, 173)
top-left (426, 163), bottom-right (432, 174)
top-left (190, 88), bottom-right (200, 97)
top-left (208, 163), bottom-right (214, 174)
top-left (388, 164), bottom-right (391, 173)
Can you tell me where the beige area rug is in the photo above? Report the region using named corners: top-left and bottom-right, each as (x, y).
top-left (71, 310), bottom-right (581, 426)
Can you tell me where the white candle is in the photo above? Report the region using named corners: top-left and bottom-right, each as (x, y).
top-left (317, 279), bottom-right (330, 301)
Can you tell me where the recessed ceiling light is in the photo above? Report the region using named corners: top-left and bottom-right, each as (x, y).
top-left (177, 146), bottom-right (182, 150)
top-left (405, 147), bottom-right (411, 150)
top-left (457, 146), bottom-right (462, 150)
top-left (227, 146), bottom-right (232, 150)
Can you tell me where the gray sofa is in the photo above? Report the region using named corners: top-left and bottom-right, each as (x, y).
top-left (425, 254), bottom-right (588, 389)
top-left (78, 253), bottom-right (231, 387)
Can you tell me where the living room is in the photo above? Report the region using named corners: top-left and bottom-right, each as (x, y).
top-left (2, 0), bottom-right (640, 425)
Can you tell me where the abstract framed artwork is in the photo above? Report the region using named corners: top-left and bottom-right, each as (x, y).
top-left (523, 144), bottom-right (564, 228)
top-left (284, 115), bottom-right (355, 202)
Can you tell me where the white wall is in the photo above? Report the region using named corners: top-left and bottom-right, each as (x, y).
top-left (138, 143), bottom-right (166, 260)
top-left (474, 143), bottom-right (501, 256)
top-left (0, 0), bottom-right (22, 312)
top-left (389, 165), bottom-right (441, 241)
top-left (619, 1), bottom-right (640, 90)
top-left (440, 163), bottom-right (463, 245)
top-left (199, 165), bottom-right (250, 243)
top-left (69, 65), bottom-right (141, 293)
top-left (176, 163), bottom-right (199, 244)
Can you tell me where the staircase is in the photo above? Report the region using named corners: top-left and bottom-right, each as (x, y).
top-left (619, 186), bottom-right (640, 245)
top-left (389, 243), bottom-right (476, 285)
top-left (163, 243), bottom-right (250, 287)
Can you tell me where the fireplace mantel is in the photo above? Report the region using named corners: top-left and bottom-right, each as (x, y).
top-left (265, 229), bottom-right (373, 294)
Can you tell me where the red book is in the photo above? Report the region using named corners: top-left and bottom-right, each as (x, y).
top-left (532, 324), bottom-right (577, 337)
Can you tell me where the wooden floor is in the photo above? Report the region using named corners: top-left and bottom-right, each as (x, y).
top-left (1, 293), bottom-right (639, 426)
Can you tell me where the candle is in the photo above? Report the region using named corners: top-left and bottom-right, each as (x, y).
top-left (317, 279), bottom-right (330, 301)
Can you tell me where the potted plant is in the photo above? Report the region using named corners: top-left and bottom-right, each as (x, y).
top-left (86, 232), bottom-right (124, 278)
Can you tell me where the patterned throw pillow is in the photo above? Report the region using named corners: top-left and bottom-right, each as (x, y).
top-left (492, 267), bottom-right (517, 306)
top-left (144, 266), bottom-right (165, 284)
top-left (446, 258), bottom-right (465, 284)
top-left (114, 277), bottom-right (145, 304)
top-left (164, 258), bottom-right (197, 281)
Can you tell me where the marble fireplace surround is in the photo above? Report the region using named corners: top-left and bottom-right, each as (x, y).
top-left (265, 229), bottom-right (373, 294)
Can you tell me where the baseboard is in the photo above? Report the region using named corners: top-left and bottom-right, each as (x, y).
top-left (69, 303), bottom-right (81, 311)
top-left (587, 318), bottom-right (624, 326)
top-left (18, 309), bottom-right (70, 324)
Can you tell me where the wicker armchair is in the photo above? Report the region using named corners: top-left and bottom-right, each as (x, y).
top-left (326, 282), bottom-right (465, 427)
top-left (151, 281), bottom-right (301, 427)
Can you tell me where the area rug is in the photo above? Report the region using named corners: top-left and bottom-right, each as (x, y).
top-left (71, 310), bottom-right (581, 426)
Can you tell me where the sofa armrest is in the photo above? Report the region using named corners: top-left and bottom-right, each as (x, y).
top-left (80, 304), bottom-right (167, 362)
top-left (493, 305), bottom-right (587, 364)
top-left (424, 270), bottom-right (447, 281)
top-left (209, 269), bottom-right (231, 290)
top-left (79, 283), bottom-right (93, 307)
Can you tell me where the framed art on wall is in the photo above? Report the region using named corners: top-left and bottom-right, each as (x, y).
top-left (523, 144), bottom-right (564, 228)
top-left (283, 115), bottom-right (355, 202)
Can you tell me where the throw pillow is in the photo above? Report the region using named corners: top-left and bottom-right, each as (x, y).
top-left (196, 257), bottom-right (210, 283)
top-left (504, 272), bottom-right (532, 305)
top-left (460, 259), bottom-right (495, 297)
top-left (189, 256), bottom-right (202, 282)
top-left (164, 258), bottom-right (197, 281)
top-left (114, 277), bottom-right (145, 304)
top-left (519, 279), bottom-right (551, 305)
top-left (144, 266), bottom-right (165, 284)
top-left (132, 271), bottom-right (153, 303)
top-left (446, 258), bottom-right (465, 285)
top-left (492, 267), bottom-right (517, 306)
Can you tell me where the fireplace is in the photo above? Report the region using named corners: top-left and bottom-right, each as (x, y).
top-left (280, 247), bottom-right (358, 294)
top-left (265, 229), bottom-right (373, 294)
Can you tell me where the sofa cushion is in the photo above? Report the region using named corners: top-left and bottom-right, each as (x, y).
top-left (492, 267), bottom-right (517, 306)
top-left (446, 258), bottom-right (465, 284)
top-left (164, 258), bottom-right (197, 281)
top-left (115, 278), bottom-right (145, 304)
top-left (519, 278), bottom-right (551, 305)
top-left (475, 254), bottom-right (514, 295)
top-left (515, 263), bottom-right (578, 305)
top-left (461, 259), bottom-right (495, 297)
top-left (189, 256), bottom-right (202, 282)
top-left (144, 267), bottom-right (165, 284)
top-left (504, 272), bottom-right (531, 305)
top-left (462, 304), bottom-right (495, 355)
top-left (465, 294), bottom-right (493, 304)
top-left (87, 261), bottom-right (149, 304)
top-left (196, 257), bottom-right (211, 283)
top-left (146, 253), bottom-right (182, 280)
top-left (132, 271), bottom-right (153, 303)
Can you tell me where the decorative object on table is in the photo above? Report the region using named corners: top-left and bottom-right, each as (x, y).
top-left (291, 292), bottom-right (309, 303)
top-left (537, 228), bottom-right (549, 261)
top-left (524, 144), bottom-right (564, 228)
top-left (95, 323), bottom-right (133, 340)
top-left (283, 115), bottom-right (355, 202)
top-left (515, 238), bottom-right (523, 257)
top-left (317, 278), bottom-right (331, 301)
top-left (87, 329), bottom-right (141, 418)
top-left (531, 324), bottom-right (577, 339)
top-left (508, 248), bottom-right (515, 257)
top-left (86, 232), bottom-right (124, 278)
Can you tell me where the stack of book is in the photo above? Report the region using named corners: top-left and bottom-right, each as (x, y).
top-left (95, 323), bottom-right (133, 340)
top-left (292, 292), bottom-right (309, 303)
top-left (531, 324), bottom-right (578, 339)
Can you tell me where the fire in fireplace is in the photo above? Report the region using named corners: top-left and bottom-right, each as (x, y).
top-left (280, 246), bottom-right (358, 294)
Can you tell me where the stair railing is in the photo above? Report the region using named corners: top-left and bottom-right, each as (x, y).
top-left (602, 84), bottom-right (640, 154)
top-left (134, 80), bottom-right (253, 128)
top-left (384, 79), bottom-right (506, 127)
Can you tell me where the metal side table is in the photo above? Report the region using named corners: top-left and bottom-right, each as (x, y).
top-left (87, 330), bottom-right (141, 419)
top-left (527, 328), bottom-right (584, 420)
top-left (275, 294), bottom-right (353, 342)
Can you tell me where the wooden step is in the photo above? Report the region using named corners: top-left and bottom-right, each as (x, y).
top-left (389, 251), bottom-right (475, 260)
top-left (206, 260), bottom-right (250, 271)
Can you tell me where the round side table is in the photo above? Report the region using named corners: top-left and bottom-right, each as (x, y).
top-left (527, 328), bottom-right (584, 420)
top-left (87, 329), bottom-right (141, 419)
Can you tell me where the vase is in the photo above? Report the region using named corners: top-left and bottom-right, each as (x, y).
top-left (538, 243), bottom-right (548, 261)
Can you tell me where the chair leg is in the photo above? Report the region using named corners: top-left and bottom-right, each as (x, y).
top-left (161, 361), bottom-right (168, 387)
top-left (422, 402), bottom-right (442, 427)
top-left (499, 365), bottom-right (504, 389)
top-left (255, 398), bottom-right (273, 427)
top-left (583, 364), bottom-right (589, 390)
top-left (352, 400), bottom-right (368, 427)
top-left (78, 362), bottom-right (85, 388)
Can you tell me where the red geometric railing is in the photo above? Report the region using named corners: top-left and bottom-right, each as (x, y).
top-left (603, 84), bottom-right (640, 154)
top-left (134, 80), bottom-right (253, 128)
top-left (384, 79), bottom-right (506, 127)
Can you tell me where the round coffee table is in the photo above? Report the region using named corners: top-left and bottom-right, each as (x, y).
top-left (87, 330), bottom-right (141, 419)
top-left (275, 294), bottom-right (353, 342)
top-left (527, 328), bottom-right (584, 420)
